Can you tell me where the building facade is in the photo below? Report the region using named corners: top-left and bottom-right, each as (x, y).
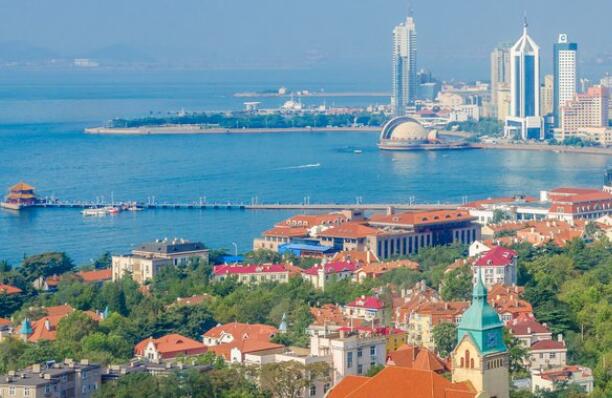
top-left (490, 43), bottom-right (512, 118)
top-left (392, 13), bottom-right (417, 116)
top-left (557, 85), bottom-right (609, 140)
top-left (504, 21), bottom-right (543, 140)
top-left (553, 34), bottom-right (578, 126)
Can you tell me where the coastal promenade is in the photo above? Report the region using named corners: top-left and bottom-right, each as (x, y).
top-left (84, 126), bottom-right (379, 135)
top-left (472, 142), bottom-right (612, 156)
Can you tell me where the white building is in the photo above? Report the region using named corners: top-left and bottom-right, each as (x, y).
top-left (532, 366), bottom-right (594, 394)
top-left (553, 34), bottom-right (578, 126)
top-left (473, 246), bottom-right (517, 288)
top-left (392, 11), bottom-right (417, 116)
top-left (310, 331), bottom-right (387, 383)
top-left (504, 20), bottom-right (544, 140)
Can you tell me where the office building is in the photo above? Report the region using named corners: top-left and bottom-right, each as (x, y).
top-left (504, 20), bottom-right (544, 140)
top-left (541, 74), bottom-right (554, 115)
top-left (490, 43), bottom-right (512, 118)
top-left (557, 85), bottom-right (609, 141)
top-left (392, 12), bottom-right (417, 116)
top-left (553, 34), bottom-right (578, 126)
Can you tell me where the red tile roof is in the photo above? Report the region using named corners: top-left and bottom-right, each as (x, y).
top-left (507, 313), bottom-right (550, 336)
top-left (387, 344), bottom-right (449, 373)
top-left (0, 318), bottom-right (11, 327)
top-left (16, 306), bottom-right (101, 343)
top-left (213, 264), bottom-right (288, 276)
top-left (203, 322), bottom-right (277, 341)
top-left (369, 209), bottom-right (474, 227)
top-left (474, 246), bottom-right (517, 267)
top-left (530, 339), bottom-right (566, 350)
top-left (318, 222), bottom-right (381, 239)
top-left (346, 295), bottom-right (385, 310)
top-left (0, 283), bottom-right (22, 295)
top-left (327, 367), bottom-right (476, 398)
top-left (134, 333), bottom-right (207, 359)
top-left (310, 305), bottom-right (349, 327)
top-left (77, 269), bottom-right (112, 283)
top-left (302, 261), bottom-right (357, 276)
top-left (263, 227), bottom-right (309, 238)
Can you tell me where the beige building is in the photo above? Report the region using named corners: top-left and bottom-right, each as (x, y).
top-left (0, 359), bottom-right (101, 398)
top-left (310, 331), bottom-right (387, 384)
top-left (406, 301), bottom-right (468, 351)
top-left (531, 366), bottom-right (594, 394)
top-left (496, 83), bottom-right (512, 121)
top-left (541, 74), bottom-right (554, 115)
top-left (557, 85), bottom-right (609, 140)
top-left (112, 238), bottom-right (208, 284)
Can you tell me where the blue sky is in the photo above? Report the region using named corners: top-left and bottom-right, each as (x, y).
top-left (0, 0), bottom-right (610, 80)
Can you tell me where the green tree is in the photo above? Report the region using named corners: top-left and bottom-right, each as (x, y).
top-left (259, 361), bottom-right (330, 398)
top-left (56, 311), bottom-right (98, 351)
top-left (432, 322), bottom-right (457, 357)
top-left (19, 252), bottom-right (74, 282)
top-left (366, 364), bottom-right (385, 377)
top-left (440, 265), bottom-right (472, 301)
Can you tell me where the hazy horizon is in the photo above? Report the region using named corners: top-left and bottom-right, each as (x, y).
top-left (0, 0), bottom-right (610, 81)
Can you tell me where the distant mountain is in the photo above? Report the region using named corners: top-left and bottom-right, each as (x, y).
top-left (85, 44), bottom-right (156, 63)
top-left (0, 41), bottom-right (59, 61)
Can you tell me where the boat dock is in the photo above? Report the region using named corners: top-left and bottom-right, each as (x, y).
top-left (31, 200), bottom-right (459, 212)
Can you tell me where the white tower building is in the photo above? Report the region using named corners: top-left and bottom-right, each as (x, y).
top-left (392, 11), bottom-right (417, 116)
top-left (553, 34), bottom-right (578, 126)
top-left (504, 19), bottom-right (544, 140)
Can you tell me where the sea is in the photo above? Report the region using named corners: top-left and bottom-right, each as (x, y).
top-left (0, 69), bottom-right (609, 265)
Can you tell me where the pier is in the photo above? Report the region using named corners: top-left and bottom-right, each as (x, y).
top-left (31, 200), bottom-right (459, 212)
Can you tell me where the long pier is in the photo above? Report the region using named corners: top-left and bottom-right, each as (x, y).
top-left (31, 200), bottom-right (459, 211)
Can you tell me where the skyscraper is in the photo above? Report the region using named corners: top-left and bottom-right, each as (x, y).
top-left (504, 19), bottom-right (544, 140)
top-left (541, 74), bottom-right (554, 115)
top-left (553, 34), bottom-right (578, 126)
top-left (490, 43), bottom-right (512, 119)
top-left (392, 11), bottom-right (417, 116)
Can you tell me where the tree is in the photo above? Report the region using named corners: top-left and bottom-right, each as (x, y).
top-left (432, 322), bottom-right (457, 357)
top-left (492, 209), bottom-right (511, 224)
top-left (56, 311), bottom-right (98, 348)
top-left (19, 252), bottom-right (74, 282)
top-left (503, 328), bottom-right (529, 377)
top-left (366, 364), bottom-right (384, 377)
top-left (440, 265), bottom-right (472, 301)
top-left (243, 249), bottom-right (282, 264)
top-left (259, 361), bottom-right (330, 398)
top-left (0, 260), bottom-right (11, 273)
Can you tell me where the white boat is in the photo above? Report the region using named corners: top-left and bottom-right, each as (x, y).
top-left (105, 206), bottom-right (120, 215)
top-left (353, 149), bottom-right (363, 154)
top-left (82, 208), bottom-right (107, 216)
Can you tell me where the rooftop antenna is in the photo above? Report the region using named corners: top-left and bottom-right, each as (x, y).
top-left (523, 11), bottom-right (528, 33)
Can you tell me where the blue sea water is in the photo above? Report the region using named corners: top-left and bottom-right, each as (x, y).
top-left (0, 69), bottom-right (609, 264)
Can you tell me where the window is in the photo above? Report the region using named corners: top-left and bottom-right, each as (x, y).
top-left (9, 386), bottom-right (16, 396)
top-left (24, 388), bottom-right (31, 397)
top-left (309, 385), bottom-right (316, 396)
top-left (357, 364), bottom-right (363, 374)
top-left (347, 352), bottom-right (353, 368)
top-left (324, 383), bottom-right (330, 393)
top-left (549, 353), bottom-right (556, 359)
top-left (370, 345), bottom-right (376, 356)
top-left (357, 348), bottom-right (363, 358)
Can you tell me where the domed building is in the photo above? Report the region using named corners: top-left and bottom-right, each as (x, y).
top-left (378, 116), bottom-right (469, 151)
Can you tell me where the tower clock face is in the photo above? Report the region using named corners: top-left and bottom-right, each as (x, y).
top-left (486, 331), bottom-right (497, 348)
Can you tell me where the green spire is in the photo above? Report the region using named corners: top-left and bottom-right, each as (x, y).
top-left (20, 318), bottom-right (32, 335)
top-left (456, 275), bottom-right (506, 355)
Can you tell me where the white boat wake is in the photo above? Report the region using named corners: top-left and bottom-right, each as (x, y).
top-left (274, 163), bottom-right (321, 170)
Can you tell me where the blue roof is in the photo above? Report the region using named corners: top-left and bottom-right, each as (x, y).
top-left (280, 243), bottom-right (335, 253)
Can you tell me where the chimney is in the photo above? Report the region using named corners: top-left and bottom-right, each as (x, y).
top-left (44, 373), bottom-right (52, 380)
top-left (527, 327), bottom-right (531, 334)
top-left (80, 359), bottom-right (89, 365)
top-left (31, 364), bottom-right (41, 373)
top-left (557, 334), bottom-right (563, 342)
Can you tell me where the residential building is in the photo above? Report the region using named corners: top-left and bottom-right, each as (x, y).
top-left (507, 313), bottom-right (552, 347)
top-left (491, 43), bottom-right (512, 118)
top-left (112, 238), bottom-right (208, 285)
top-left (243, 348), bottom-right (332, 398)
top-left (76, 268), bottom-right (112, 284)
top-left (553, 34), bottom-right (578, 126)
top-left (202, 322), bottom-right (277, 347)
top-left (488, 284), bottom-right (533, 322)
top-left (301, 261), bottom-right (357, 291)
top-left (452, 277), bottom-right (510, 398)
top-left (353, 258), bottom-right (419, 283)
top-left (531, 366), bottom-right (594, 394)
top-left (472, 246), bottom-right (518, 288)
top-left (392, 11), bottom-right (417, 116)
top-left (343, 296), bottom-right (386, 327)
top-left (0, 359), bottom-right (101, 398)
top-left (504, 20), bottom-right (544, 140)
top-left (327, 367), bottom-right (477, 398)
top-left (253, 226), bottom-right (310, 251)
top-left (528, 336), bottom-right (567, 370)
top-left (134, 334), bottom-right (208, 362)
top-left (211, 263), bottom-right (290, 285)
top-left (16, 305), bottom-right (102, 343)
top-left (386, 344), bottom-right (449, 374)
top-left (0, 283), bottom-right (22, 295)
top-left (546, 187), bottom-right (612, 222)
top-left (406, 301), bottom-right (469, 351)
top-left (308, 305), bottom-right (349, 337)
top-left (310, 330), bottom-right (387, 383)
top-left (557, 85), bottom-right (609, 140)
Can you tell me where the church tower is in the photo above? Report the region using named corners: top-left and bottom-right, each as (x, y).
top-left (452, 276), bottom-right (509, 398)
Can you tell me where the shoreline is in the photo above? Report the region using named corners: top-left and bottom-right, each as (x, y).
top-left (472, 143), bottom-right (612, 156)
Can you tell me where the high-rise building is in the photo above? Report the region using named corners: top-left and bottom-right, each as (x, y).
top-left (553, 34), bottom-right (578, 126)
top-left (392, 12), bottom-right (417, 116)
top-left (490, 43), bottom-right (512, 118)
top-left (541, 74), bottom-right (554, 115)
top-left (504, 20), bottom-right (544, 140)
top-left (557, 85), bottom-right (609, 140)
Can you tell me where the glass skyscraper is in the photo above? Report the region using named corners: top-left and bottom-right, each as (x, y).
top-left (504, 20), bottom-right (544, 140)
top-left (392, 13), bottom-right (417, 116)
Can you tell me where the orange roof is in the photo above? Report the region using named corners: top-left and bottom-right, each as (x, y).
top-left (17, 307), bottom-right (100, 343)
top-left (208, 339), bottom-right (283, 360)
top-left (77, 268), bottom-right (112, 283)
top-left (369, 209), bottom-right (474, 227)
top-left (387, 344), bottom-right (448, 373)
top-left (413, 301), bottom-right (469, 325)
top-left (327, 367), bottom-right (476, 398)
top-left (135, 333), bottom-right (207, 359)
top-left (203, 322), bottom-right (277, 341)
top-left (45, 304), bottom-right (74, 317)
top-left (0, 318), bottom-right (11, 327)
top-left (357, 259), bottom-right (420, 277)
top-left (0, 283), bottom-right (22, 295)
top-left (318, 222), bottom-right (381, 239)
top-left (310, 304), bottom-right (349, 327)
top-left (263, 226), bottom-right (309, 238)
top-left (173, 294), bottom-right (211, 306)
top-left (9, 182), bottom-right (35, 192)
top-left (332, 250), bottom-right (379, 264)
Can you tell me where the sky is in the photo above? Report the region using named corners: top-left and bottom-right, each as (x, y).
top-left (0, 0), bottom-right (610, 80)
